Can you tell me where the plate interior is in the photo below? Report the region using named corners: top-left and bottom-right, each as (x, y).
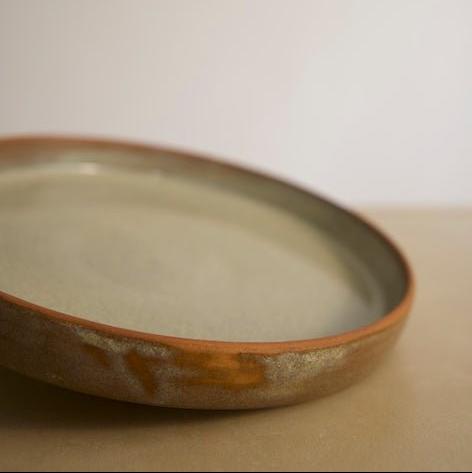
top-left (0, 154), bottom-right (396, 342)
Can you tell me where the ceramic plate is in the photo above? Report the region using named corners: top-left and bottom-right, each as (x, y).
top-left (0, 137), bottom-right (414, 409)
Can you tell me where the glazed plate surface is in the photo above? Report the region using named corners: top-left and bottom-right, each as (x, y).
top-left (0, 137), bottom-right (413, 409)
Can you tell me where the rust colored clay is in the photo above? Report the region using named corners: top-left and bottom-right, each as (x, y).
top-left (0, 136), bottom-right (414, 410)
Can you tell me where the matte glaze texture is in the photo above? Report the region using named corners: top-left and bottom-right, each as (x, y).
top-left (0, 137), bottom-right (414, 409)
top-left (0, 164), bottom-right (388, 342)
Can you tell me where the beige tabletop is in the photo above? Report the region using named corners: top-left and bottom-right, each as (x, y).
top-left (0, 208), bottom-right (471, 472)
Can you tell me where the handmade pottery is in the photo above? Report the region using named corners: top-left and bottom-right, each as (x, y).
top-left (0, 137), bottom-right (414, 409)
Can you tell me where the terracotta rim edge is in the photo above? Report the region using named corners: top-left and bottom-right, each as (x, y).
top-left (0, 134), bottom-right (415, 355)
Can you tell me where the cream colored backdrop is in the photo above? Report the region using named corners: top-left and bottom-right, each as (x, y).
top-left (1, 0), bottom-right (471, 205)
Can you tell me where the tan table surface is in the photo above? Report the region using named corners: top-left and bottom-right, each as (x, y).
top-left (0, 207), bottom-right (471, 472)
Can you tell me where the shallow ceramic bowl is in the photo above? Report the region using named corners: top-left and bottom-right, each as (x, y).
top-left (0, 136), bottom-right (414, 410)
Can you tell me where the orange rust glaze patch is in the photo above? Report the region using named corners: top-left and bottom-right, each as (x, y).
top-left (82, 343), bottom-right (111, 368)
top-left (125, 350), bottom-right (159, 397)
top-left (176, 351), bottom-right (265, 391)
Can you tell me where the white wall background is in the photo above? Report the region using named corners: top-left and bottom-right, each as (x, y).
top-left (0, 0), bottom-right (471, 205)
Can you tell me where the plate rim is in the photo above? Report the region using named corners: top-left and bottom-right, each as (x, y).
top-left (0, 134), bottom-right (415, 354)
